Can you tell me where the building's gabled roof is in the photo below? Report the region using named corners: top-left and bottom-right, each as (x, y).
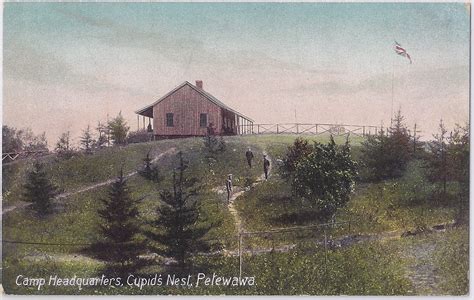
top-left (135, 81), bottom-right (254, 122)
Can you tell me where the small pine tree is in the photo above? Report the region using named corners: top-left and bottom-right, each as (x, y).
top-left (138, 150), bottom-right (160, 181)
top-left (80, 125), bottom-right (95, 154)
top-left (97, 169), bottom-right (143, 275)
top-left (23, 161), bottom-right (58, 216)
top-left (55, 131), bottom-right (74, 159)
top-left (447, 123), bottom-right (469, 222)
top-left (387, 109), bottom-right (412, 175)
top-left (145, 152), bottom-right (211, 270)
top-left (361, 110), bottom-right (412, 181)
top-left (108, 112), bottom-right (129, 145)
top-left (95, 121), bottom-right (108, 149)
top-left (360, 127), bottom-right (391, 181)
top-left (425, 119), bottom-right (449, 195)
top-left (410, 123), bottom-right (424, 158)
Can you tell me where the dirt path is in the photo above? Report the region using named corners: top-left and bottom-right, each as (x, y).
top-left (2, 147), bottom-right (177, 215)
top-left (224, 151), bottom-right (272, 233)
top-left (402, 232), bottom-right (445, 295)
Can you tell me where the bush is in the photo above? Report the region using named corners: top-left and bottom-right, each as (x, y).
top-left (280, 137), bottom-right (312, 179)
top-left (127, 130), bottom-right (152, 144)
top-left (292, 136), bottom-right (358, 220)
top-left (203, 135), bottom-right (226, 153)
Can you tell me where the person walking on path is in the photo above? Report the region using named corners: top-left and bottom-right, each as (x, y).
top-left (263, 155), bottom-right (270, 180)
top-left (225, 174), bottom-right (233, 203)
top-left (245, 148), bottom-right (254, 168)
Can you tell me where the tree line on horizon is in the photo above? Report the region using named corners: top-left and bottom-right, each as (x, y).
top-left (2, 112), bottom-right (153, 159)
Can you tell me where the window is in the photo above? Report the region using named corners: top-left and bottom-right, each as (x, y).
top-left (200, 113), bottom-right (208, 128)
top-left (166, 113), bottom-right (174, 127)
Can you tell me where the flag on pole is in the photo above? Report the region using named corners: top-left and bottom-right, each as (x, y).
top-left (394, 41), bottom-right (412, 64)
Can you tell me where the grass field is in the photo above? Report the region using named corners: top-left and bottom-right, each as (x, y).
top-left (2, 134), bottom-right (468, 295)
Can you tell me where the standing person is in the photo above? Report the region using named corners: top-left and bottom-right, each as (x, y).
top-left (245, 148), bottom-right (254, 168)
top-left (263, 155), bottom-right (270, 180)
top-left (225, 174), bottom-right (233, 203)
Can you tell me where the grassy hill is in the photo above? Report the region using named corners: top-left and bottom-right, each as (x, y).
top-left (2, 134), bottom-right (468, 295)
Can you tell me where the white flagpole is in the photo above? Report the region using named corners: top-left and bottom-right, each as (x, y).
top-left (391, 47), bottom-right (395, 127)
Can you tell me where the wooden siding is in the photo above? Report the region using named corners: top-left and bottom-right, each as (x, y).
top-left (153, 84), bottom-right (222, 136)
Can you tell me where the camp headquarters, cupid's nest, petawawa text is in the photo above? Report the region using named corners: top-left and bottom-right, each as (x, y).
top-left (15, 273), bottom-right (256, 291)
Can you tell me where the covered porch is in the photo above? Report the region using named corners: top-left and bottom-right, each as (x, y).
top-left (221, 108), bottom-right (253, 135)
top-left (135, 106), bottom-right (154, 133)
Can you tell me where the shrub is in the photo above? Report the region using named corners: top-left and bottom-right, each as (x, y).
top-left (292, 136), bottom-right (358, 220)
top-left (203, 135), bottom-right (226, 153)
top-left (280, 137), bottom-right (312, 179)
top-left (127, 129), bottom-right (152, 144)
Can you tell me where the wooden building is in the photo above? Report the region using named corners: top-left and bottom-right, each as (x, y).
top-left (135, 81), bottom-right (254, 138)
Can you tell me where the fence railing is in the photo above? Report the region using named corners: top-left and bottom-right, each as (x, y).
top-left (238, 123), bottom-right (379, 137)
top-left (2, 150), bottom-right (49, 162)
top-left (237, 220), bottom-right (352, 278)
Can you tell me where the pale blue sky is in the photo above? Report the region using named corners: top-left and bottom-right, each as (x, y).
top-left (3, 3), bottom-right (470, 144)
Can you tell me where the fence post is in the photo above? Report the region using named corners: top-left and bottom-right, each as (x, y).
top-left (257, 124), bottom-right (260, 134)
top-left (324, 229), bottom-right (328, 275)
top-left (363, 126), bottom-right (365, 136)
top-left (271, 233), bottom-right (275, 252)
top-left (238, 232), bottom-right (243, 279)
top-left (315, 124), bottom-right (318, 134)
top-left (296, 124), bottom-right (299, 134)
top-left (276, 124), bottom-right (279, 134)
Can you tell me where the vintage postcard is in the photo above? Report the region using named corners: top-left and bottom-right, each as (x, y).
top-left (1, 2), bottom-right (470, 296)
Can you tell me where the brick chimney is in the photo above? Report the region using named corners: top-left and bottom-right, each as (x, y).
top-left (196, 80), bottom-right (203, 89)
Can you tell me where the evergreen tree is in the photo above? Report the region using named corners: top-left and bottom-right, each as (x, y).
top-left (138, 150), bottom-right (160, 181)
top-left (360, 127), bottom-right (391, 181)
top-left (410, 123), bottom-right (424, 158)
top-left (95, 121), bottom-right (108, 149)
top-left (55, 131), bottom-right (74, 158)
top-left (425, 119), bottom-right (449, 195)
top-left (388, 109), bottom-right (412, 170)
top-left (146, 152), bottom-right (210, 270)
top-left (360, 109), bottom-right (412, 181)
top-left (22, 161), bottom-right (58, 216)
top-left (447, 123), bottom-right (469, 222)
top-left (97, 169), bottom-right (143, 275)
top-left (80, 125), bottom-right (95, 154)
top-left (108, 112), bottom-right (129, 145)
